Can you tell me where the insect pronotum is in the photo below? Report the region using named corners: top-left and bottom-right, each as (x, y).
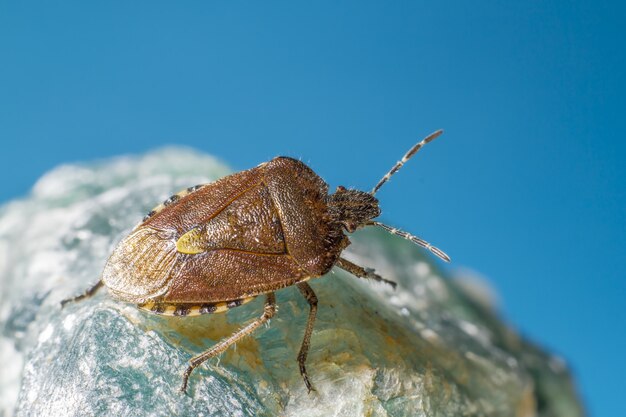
top-left (63, 130), bottom-right (450, 393)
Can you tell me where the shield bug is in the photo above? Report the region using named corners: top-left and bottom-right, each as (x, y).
top-left (63, 130), bottom-right (450, 393)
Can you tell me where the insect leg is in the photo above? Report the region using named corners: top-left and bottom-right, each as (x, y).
top-left (335, 257), bottom-right (397, 289)
top-left (296, 282), bottom-right (318, 393)
top-left (180, 292), bottom-right (277, 394)
top-left (60, 280), bottom-right (104, 307)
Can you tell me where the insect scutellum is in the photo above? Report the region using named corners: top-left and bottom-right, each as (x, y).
top-left (328, 129), bottom-right (450, 263)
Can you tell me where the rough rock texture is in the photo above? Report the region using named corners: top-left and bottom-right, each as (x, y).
top-left (0, 149), bottom-right (585, 417)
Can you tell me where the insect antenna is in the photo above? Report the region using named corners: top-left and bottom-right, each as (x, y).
top-left (371, 129), bottom-right (444, 195)
top-left (369, 221), bottom-right (451, 262)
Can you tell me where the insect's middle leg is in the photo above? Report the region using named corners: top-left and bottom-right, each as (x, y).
top-left (180, 292), bottom-right (276, 393)
top-left (296, 282), bottom-right (318, 392)
top-left (335, 257), bottom-right (397, 289)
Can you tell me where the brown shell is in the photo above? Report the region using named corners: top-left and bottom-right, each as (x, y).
top-left (102, 157), bottom-right (348, 303)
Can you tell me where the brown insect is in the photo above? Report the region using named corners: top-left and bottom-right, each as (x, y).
top-left (63, 130), bottom-right (450, 393)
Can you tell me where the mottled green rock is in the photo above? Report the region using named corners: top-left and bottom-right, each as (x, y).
top-left (0, 149), bottom-right (584, 416)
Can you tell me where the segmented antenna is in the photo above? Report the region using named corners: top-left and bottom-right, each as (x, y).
top-left (371, 129), bottom-right (444, 195)
top-left (370, 221), bottom-right (451, 262)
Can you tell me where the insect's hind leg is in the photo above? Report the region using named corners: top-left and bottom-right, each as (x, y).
top-left (296, 282), bottom-right (318, 392)
top-left (335, 257), bottom-right (397, 289)
top-left (61, 280), bottom-right (104, 307)
top-left (180, 292), bottom-right (277, 394)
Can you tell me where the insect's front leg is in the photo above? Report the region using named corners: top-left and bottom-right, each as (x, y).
top-left (335, 257), bottom-right (397, 289)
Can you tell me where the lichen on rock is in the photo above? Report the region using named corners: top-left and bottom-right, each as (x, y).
top-left (0, 148), bottom-right (584, 416)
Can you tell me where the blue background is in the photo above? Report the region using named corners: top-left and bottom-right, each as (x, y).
top-left (1, 2), bottom-right (624, 415)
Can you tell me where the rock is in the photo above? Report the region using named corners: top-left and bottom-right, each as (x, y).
top-left (0, 149), bottom-right (585, 417)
